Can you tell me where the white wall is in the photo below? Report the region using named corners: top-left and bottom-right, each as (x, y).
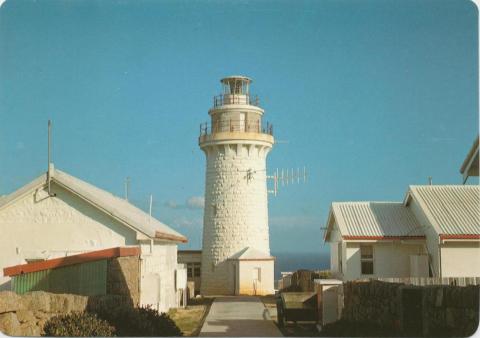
top-left (201, 141), bottom-right (272, 295)
top-left (407, 197), bottom-right (441, 277)
top-left (139, 241), bottom-right (178, 312)
top-left (407, 196), bottom-right (480, 278)
top-left (237, 260), bottom-right (274, 295)
top-left (441, 241), bottom-right (480, 277)
top-left (0, 183), bottom-right (137, 290)
top-left (343, 241), bottom-right (426, 281)
top-left (328, 223), bottom-right (343, 278)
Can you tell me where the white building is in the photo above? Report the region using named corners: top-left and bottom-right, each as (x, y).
top-left (177, 250), bottom-right (202, 296)
top-left (324, 185), bottom-right (480, 280)
top-left (0, 166), bottom-right (187, 312)
top-left (198, 76), bottom-right (275, 295)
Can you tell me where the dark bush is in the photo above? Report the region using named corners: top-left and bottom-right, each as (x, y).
top-left (94, 304), bottom-right (182, 337)
top-left (42, 312), bottom-right (115, 337)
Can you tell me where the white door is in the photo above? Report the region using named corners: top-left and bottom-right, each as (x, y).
top-left (239, 113), bottom-right (245, 132)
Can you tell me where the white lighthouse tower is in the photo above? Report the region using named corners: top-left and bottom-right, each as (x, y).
top-left (199, 76), bottom-right (275, 296)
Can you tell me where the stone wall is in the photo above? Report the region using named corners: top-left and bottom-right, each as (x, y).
top-left (107, 255), bottom-right (140, 306)
top-left (0, 291), bottom-right (129, 336)
top-left (342, 280), bottom-right (480, 336)
top-left (201, 142), bottom-right (272, 295)
top-left (342, 280), bottom-right (402, 330)
top-left (422, 285), bottom-right (479, 337)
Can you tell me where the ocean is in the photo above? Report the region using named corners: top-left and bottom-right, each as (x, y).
top-left (272, 251), bottom-right (330, 280)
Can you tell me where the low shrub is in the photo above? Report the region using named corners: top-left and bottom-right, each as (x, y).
top-left (94, 304), bottom-right (182, 337)
top-left (42, 312), bottom-right (115, 337)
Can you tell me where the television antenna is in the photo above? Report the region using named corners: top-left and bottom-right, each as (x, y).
top-left (267, 166), bottom-right (307, 196)
top-left (124, 177), bottom-right (131, 201)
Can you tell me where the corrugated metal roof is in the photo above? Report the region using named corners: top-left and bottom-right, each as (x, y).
top-left (331, 202), bottom-right (423, 238)
top-left (408, 185), bottom-right (480, 235)
top-left (0, 168), bottom-right (187, 242)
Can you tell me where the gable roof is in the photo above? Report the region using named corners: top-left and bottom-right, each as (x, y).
top-left (405, 185), bottom-right (480, 237)
top-left (460, 136), bottom-right (479, 183)
top-left (324, 202), bottom-right (424, 241)
top-left (228, 247), bottom-right (275, 260)
top-left (0, 167), bottom-right (187, 243)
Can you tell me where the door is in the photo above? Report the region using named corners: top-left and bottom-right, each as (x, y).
top-left (239, 113), bottom-right (245, 132)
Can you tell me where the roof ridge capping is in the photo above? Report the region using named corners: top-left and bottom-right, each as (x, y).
top-left (0, 168), bottom-right (187, 243)
top-left (328, 199), bottom-right (424, 240)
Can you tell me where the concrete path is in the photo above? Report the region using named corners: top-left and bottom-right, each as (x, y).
top-left (200, 296), bottom-right (283, 337)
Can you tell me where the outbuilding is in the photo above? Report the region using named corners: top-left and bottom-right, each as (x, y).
top-left (0, 166), bottom-right (188, 312)
top-left (324, 185), bottom-right (480, 281)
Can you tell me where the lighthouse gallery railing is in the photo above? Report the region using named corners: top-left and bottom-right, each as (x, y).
top-left (199, 119), bottom-right (273, 136)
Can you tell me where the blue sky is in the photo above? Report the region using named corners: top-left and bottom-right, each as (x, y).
top-left (0, 0), bottom-right (478, 253)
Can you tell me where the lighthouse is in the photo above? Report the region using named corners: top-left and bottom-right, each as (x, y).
top-left (199, 76), bottom-right (275, 296)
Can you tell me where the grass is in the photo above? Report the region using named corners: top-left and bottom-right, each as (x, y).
top-left (168, 297), bottom-right (213, 336)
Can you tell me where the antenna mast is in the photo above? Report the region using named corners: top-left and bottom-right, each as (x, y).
top-left (47, 120), bottom-right (52, 196)
top-left (124, 177), bottom-right (130, 201)
top-left (267, 166), bottom-right (307, 196)
top-left (149, 194), bottom-right (153, 219)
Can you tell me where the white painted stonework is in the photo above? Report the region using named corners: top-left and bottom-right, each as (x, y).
top-left (0, 171), bottom-right (186, 313)
top-left (199, 76), bottom-right (275, 295)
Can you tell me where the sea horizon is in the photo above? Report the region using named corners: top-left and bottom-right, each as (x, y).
top-left (271, 251), bottom-right (330, 280)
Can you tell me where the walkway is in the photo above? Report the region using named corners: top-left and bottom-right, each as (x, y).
top-left (199, 296), bottom-right (283, 337)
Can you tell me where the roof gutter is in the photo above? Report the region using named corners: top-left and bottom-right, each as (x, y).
top-left (155, 231), bottom-right (188, 243)
top-left (343, 235), bottom-right (426, 241)
top-left (439, 234), bottom-right (480, 240)
top-left (4, 246), bottom-right (140, 277)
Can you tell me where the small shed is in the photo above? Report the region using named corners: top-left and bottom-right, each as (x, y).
top-left (228, 247), bottom-right (275, 296)
top-left (3, 247), bottom-right (141, 304)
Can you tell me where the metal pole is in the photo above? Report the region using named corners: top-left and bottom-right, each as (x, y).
top-left (125, 177), bottom-right (130, 201)
top-left (149, 194), bottom-right (153, 218)
top-left (47, 120), bottom-right (52, 196)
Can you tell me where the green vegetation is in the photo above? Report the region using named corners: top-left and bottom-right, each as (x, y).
top-left (94, 305), bottom-right (182, 337)
top-left (168, 297), bottom-right (213, 336)
top-left (42, 312), bottom-right (115, 337)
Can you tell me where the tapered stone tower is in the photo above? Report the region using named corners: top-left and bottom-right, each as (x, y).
top-left (199, 76), bottom-right (275, 295)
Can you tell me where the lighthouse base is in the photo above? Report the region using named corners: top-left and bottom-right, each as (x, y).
top-left (200, 247), bottom-right (275, 296)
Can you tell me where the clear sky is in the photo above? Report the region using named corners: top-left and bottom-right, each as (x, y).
top-left (0, 0), bottom-right (478, 253)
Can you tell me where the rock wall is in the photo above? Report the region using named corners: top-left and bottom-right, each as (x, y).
top-left (422, 285), bottom-right (479, 337)
top-left (107, 255), bottom-right (140, 306)
top-left (342, 280), bottom-right (480, 336)
top-left (342, 280), bottom-right (402, 330)
top-left (0, 291), bottom-right (129, 336)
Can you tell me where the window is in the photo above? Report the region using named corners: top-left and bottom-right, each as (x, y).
top-left (360, 245), bottom-right (374, 275)
top-left (194, 263), bottom-right (201, 277)
top-left (187, 263), bottom-right (193, 278)
top-left (186, 263), bottom-right (201, 278)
